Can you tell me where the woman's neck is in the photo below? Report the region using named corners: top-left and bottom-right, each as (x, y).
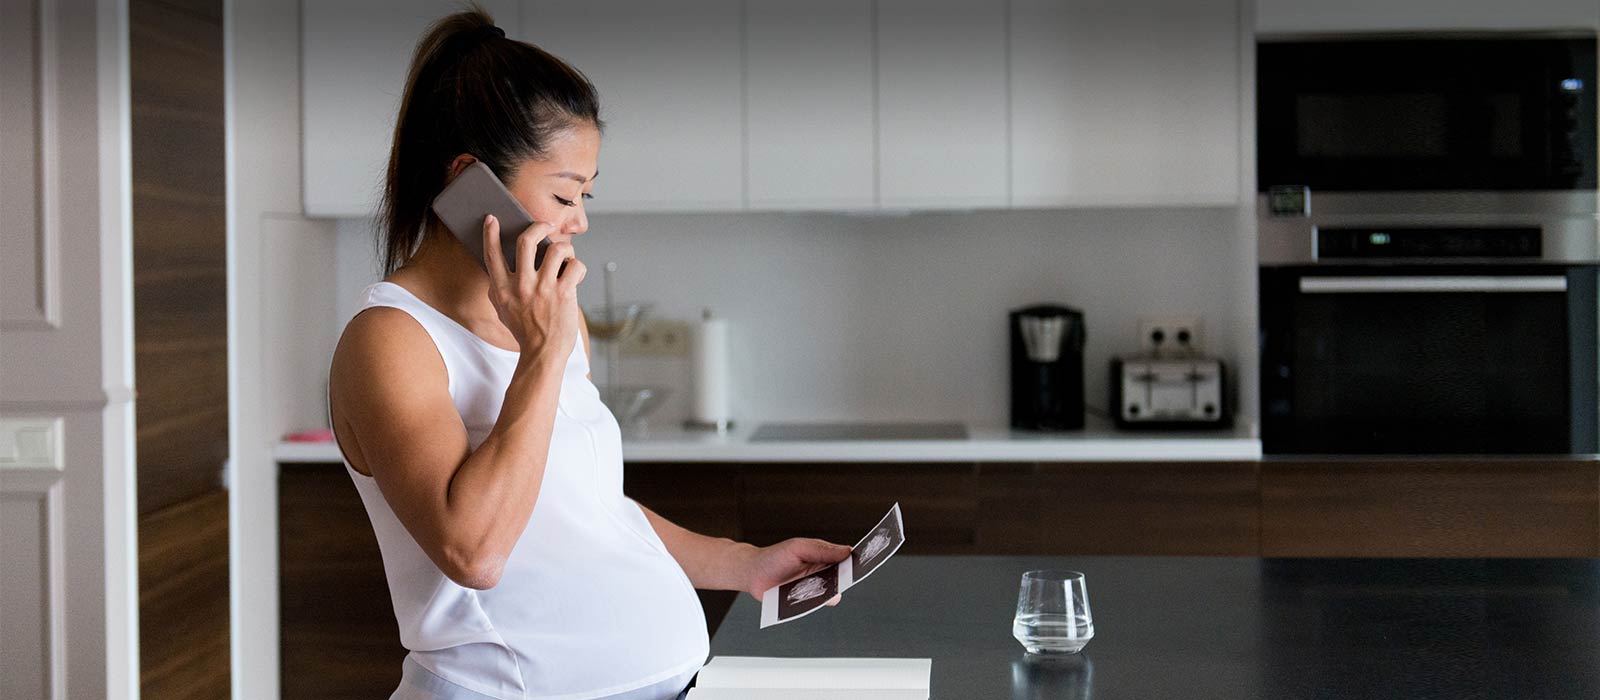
top-left (392, 229), bottom-right (497, 324)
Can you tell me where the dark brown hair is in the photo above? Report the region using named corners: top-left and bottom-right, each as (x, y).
top-left (378, 6), bottom-right (602, 275)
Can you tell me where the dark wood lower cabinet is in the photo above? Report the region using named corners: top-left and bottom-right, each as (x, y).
top-left (279, 465), bottom-right (403, 700)
top-left (279, 457), bottom-right (1600, 698)
top-left (1261, 459), bottom-right (1600, 558)
top-left (739, 464), bottom-right (980, 553)
top-left (978, 462), bottom-right (1260, 555)
top-left (621, 463), bottom-right (744, 633)
top-left (623, 462), bottom-right (742, 540)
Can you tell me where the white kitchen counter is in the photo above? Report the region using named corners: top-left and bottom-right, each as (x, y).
top-left (275, 415), bottom-right (1261, 464)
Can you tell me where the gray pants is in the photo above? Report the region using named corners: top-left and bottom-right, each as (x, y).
top-left (390, 656), bottom-right (693, 700)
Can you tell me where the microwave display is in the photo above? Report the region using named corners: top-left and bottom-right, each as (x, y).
top-left (1259, 36), bottom-right (1596, 192)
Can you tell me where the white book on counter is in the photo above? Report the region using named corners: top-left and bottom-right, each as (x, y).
top-left (685, 656), bottom-right (931, 700)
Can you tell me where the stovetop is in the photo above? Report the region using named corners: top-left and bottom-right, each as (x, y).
top-left (748, 422), bottom-right (969, 442)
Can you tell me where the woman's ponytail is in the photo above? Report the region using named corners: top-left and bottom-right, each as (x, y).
top-left (378, 5), bottom-right (601, 275)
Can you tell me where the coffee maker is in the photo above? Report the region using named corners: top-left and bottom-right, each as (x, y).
top-left (1010, 305), bottom-right (1086, 430)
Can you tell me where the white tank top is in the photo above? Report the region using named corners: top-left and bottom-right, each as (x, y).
top-left (337, 281), bottom-right (709, 700)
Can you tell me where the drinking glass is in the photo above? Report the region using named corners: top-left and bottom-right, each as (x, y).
top-left (1013, 570), bottom-right (1093, 654)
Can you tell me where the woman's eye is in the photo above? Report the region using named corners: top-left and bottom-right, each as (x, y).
top-left (581, 193), bottom-right (593, 201)
top-left (553, 195), bottom-right (575, 207)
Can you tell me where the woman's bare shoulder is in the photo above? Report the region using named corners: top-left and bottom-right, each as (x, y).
top-left (331, 306), bottom-right (447, 404)
top-left (329, 306), bottom-right (458, 476)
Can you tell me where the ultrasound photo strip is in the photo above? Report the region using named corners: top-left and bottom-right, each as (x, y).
top-left (761, 562), bottom-right (841, 628)
top-left (759, 503), bottom-right (907, 628)
top-left (840, 502), bottom-right (904, 591)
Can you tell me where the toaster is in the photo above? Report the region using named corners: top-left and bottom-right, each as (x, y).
top-left (1111, 356), bottom-right (1229, 429)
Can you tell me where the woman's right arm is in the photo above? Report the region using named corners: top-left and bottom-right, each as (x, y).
top-left (329, 217), bottom-right (584, 590)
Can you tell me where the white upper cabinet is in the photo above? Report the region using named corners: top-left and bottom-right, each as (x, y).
top-left (1257, 0), bottom-right (1600, 34)
top-left (523, 0), bottom-right (744, 213)
top-left (744, 1), bottom-right (876, 211)
top-left (1010, 0), bottom-right (1242, 208)
top-left (876, 0), bottom-right (1011, 209)
top-left (304, 0), bottom-right (1254, 215)
top-left (301, 0), bottom-right (520, 218)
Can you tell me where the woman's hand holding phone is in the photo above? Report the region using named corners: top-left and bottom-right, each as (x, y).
top-left (481, 214), bottom-right (585, 368)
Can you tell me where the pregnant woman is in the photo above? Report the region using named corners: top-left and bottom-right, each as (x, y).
top-left (327, 9), bottom-right (849, 700)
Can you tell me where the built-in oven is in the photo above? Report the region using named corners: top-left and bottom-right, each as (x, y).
top-left (1260, 261), bottom-right (1598, 455)
top-left (1258, 35), bottom-right (1596, 192)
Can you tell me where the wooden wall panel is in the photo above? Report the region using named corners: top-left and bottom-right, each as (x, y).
top-left (131, 0), bottom-right (230, 697)
top-left (978, 462), bottom-right (1261, 555)
top-left (1261, 460), bottom-right (1600, 558)
top-left (138, 490), bottom-right (230, 699)
top-left (132, 0), bottom-right (229, 516)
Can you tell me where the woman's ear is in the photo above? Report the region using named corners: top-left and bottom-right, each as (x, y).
top-left (445, 153), bottom-right (478, 181)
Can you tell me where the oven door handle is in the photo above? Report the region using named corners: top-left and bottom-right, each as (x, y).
top-left (1298, 276), bottom-right (1569, 294)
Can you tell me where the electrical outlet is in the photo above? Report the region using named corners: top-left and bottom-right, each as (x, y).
top-left (619, 318), bottom-right (690, 358)
top-left (1138, 315), bottom-right (1204, 355)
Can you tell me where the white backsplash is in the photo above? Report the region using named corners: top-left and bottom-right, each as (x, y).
top-left (335, 206), bottom-right (1253, 429)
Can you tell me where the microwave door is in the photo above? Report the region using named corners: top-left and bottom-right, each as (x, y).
top-left (1257, 37), bottom-right (1597, 192)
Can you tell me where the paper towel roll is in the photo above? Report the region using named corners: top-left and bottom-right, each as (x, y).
top-left (690, 310), bottom-right (732, 429)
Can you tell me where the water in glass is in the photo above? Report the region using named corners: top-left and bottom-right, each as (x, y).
top-left (1012, 612), bottom-right (1093, 654)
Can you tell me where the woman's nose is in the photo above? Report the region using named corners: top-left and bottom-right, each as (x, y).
top-left (567, 207), bottom-right (588, 236)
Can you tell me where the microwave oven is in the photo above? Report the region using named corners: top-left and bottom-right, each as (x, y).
top-left (1258, 35), bottom-right (1596, 193)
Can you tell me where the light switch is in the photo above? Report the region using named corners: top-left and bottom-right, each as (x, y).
top-left (0, 417), bottom-right (64, 470)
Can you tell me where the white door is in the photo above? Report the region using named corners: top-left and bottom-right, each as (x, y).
top-left (1, 0), bottom-right (140, 699)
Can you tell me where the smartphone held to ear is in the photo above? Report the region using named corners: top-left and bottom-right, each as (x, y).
top-left (430, 161), bottom-right (561, 274)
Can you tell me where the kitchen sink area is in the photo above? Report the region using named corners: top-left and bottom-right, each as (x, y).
top-left (748, 422), bottom-right (970, 442)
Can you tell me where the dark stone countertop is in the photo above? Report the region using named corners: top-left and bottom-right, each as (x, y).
top-left (709, 556), bottom-right (1600, 699)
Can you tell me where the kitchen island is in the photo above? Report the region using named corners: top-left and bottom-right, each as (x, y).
top-left (273, 441), bottom-right (1600, 699)
top-left (709, 555), bottom-right (1600, 699)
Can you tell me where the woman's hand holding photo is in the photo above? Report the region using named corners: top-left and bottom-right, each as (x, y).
top-left (737, 538), bottom-right (853, 606)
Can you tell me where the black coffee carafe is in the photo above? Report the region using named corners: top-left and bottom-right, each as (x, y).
top-left (1010, 305), bottom-right (1086, 431)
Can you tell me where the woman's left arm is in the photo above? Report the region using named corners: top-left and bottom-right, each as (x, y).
top-left (637, 503), bottom-right (851, 599)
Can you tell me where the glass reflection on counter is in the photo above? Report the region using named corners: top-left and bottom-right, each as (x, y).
top-left (1011, 653), bottom-right (1093, 700)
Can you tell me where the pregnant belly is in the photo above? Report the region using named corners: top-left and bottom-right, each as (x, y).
top-left (484, 529), bottom-right (710, 697)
